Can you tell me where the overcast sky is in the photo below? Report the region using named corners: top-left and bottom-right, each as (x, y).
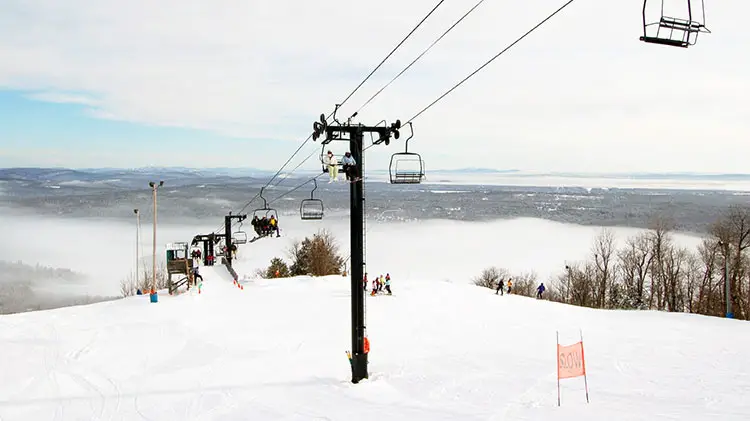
top-left (0, 0), bottom-right (747, 174)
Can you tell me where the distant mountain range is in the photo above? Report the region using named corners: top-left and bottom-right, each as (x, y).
top-left (2, 167), bottom-right (750, 184)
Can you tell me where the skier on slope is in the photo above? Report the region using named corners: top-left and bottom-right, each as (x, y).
top-left (192, 265), bottom-right (203, 285)
top-left (495, 278), bottom-right (505, 295)
top-left (385, 274), bottom-right (392, 295)
top-left (507, 278), bottom-right (513, 294)
top-left (536, 283), bottom-right (546, 299)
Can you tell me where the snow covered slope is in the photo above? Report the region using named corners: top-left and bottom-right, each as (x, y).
top-left (0, 230), bottom-right (748, 420)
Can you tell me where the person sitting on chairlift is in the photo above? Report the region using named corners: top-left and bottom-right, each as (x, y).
top-left (341, 152), bottom-right (357, 181)
top-left (269, 215), bottom-right (281, 237)
top-left (251, 215), bottom-right (261, 236)
top-left (325, 151), bottom-right (338, 183)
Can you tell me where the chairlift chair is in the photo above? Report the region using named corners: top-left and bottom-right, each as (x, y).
top-left (232, 226), bottom-right (248, 245)
top-left (250, 187), bottom-right (280, 238)
top-left (319, 144), bottom-right (347, 174)
top-left (300, 178), bottom-right (325, 220)
top-left (388, 122), bottom-right (425, 184)
top-left (640, 0), bottom-right (710, 48)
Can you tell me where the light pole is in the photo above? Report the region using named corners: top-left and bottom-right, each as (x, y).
top-left (718, 240), bottom-right (732, 318)
top-left (134, 208), bottom-right (140, 283)
top-left (149, 181), bottom-right (164, 296)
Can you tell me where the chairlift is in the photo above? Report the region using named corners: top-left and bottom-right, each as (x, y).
top-left (319, 144), bottom-right (347, 174)
top-left (389, 122), bottom-right (425, 184)
top-left (640, 0), bottom-right (710, 48)
top-left (300, 178), bottom-right (325, 220)
top-left (232, 221), bottom-right (248, 245)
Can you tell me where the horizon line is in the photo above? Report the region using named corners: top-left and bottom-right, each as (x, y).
top-left (2, 166), bottom-right (750, 178)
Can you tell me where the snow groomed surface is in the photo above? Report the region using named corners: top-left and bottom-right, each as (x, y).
top-left (1, 258), bottom-right (749, 420)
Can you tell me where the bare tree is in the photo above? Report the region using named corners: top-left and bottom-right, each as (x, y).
top-left (694, 239), bottom-right (724, 317)
top-left (510, 271), bottom-right (539, 297)
top-left (592, 228), bottom-right (616, 308)
top-left (710, 205), bottom-right (750, 319)
top-left (473, 266), bottom-right (510, 289)
top-left (663, 246), bottom-right (689, 312)
top-left (683, 252), bottom-right (702, 313)
top-left (648, 216), bottom-right (675, 310)
top-left (567, 262), bottom-right (596, 308)
top-left (617, 233), bottom-right (653, 309)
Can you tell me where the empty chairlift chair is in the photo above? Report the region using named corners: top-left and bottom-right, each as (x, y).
top-left (232, 223), bottom-right (248, 245)
top-left (389, 122), bottom-right (425, 185)
top-left (640, 0), bottom-right (710, 48)
top-left (300, 178), bottom-right (325, 220)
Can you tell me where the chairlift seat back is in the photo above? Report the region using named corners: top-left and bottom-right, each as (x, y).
top-left (233, 231), bottom-right (248, 244)
top-left (300, 199), bottom-right (325, 220)
top-left (389, 153), bottom-right (425, 185)
top-left (639, 0), bottom-right (710, 48)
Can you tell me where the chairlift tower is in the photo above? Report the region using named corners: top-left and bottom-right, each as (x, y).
top-left (191, 233), bottom-right (221, 266)
top-left (312, 109), bottom-right (402, 384)
top-left (224, 211), bottom-right (247, 267)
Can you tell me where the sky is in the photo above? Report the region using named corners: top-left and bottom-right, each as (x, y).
top-left (0, 0), bottom-right (748, 173)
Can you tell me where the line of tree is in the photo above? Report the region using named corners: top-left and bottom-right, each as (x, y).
top-left (475, 205), bottom-right (750, 320)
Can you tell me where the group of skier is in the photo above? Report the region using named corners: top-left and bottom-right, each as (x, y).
top-left (495, 278), bottom-right (546, 299)
top-left (251, 214), bottom-right (280, 238)
top-left (364, 273), bottom-right (392, 296)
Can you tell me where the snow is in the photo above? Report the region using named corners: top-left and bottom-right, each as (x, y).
top-left (1, 221), bottom-right (749, 420)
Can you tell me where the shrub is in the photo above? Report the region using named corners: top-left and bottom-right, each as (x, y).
top-left (509, 271), bottom-right (539, 297)
top-left (264, 257), bottom-right (291, 278)
top-left (473, 266), bottom-right (510, 289)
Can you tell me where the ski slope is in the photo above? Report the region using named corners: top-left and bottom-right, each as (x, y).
top-left (1, 236), bottom-right (749, 420)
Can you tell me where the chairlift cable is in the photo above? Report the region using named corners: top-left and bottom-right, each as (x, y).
top-left (270, 145), bottom-right (323, 188)
top-left (405, 0), bottom-right (577, 124)
top-left (338, 0), bottom-right (447, 111)
top-left (264, 0), bottom-right (450, 195)
top-left (223, 0), bottom-right (448, 226)
top-left (354, 0), bottom-right (488, 115)
top-left (267, 172), bottom-right (327, 206)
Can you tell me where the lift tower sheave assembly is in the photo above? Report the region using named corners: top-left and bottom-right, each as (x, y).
top-left (312, 111), bottom-right (402, 384)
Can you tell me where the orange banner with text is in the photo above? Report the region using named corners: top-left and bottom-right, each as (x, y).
top-left (557, 341), bottom-right (586, 380)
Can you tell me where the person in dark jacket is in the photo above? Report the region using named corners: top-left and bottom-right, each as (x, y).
top-left (495, 279), bottom-right (505, 295)
top-left (536, 283), bottom-right (546, 299)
